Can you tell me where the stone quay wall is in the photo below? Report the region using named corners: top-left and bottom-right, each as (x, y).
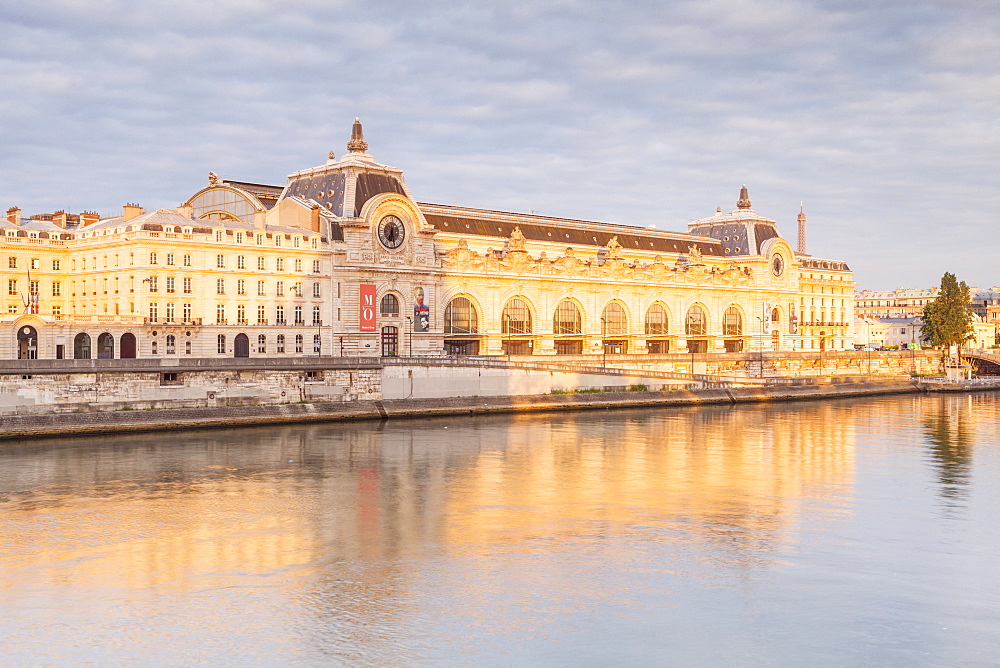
top-left (0, 380), bottom-right (927, 442)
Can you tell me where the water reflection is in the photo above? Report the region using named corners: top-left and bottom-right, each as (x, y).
top-left (2, 394), bottom-right (1000, 663)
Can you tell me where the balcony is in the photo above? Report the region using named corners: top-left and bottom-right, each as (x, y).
top-left (236, 319), bottom-right (249, 326)
top-left (256, 319), bottom-right (268, 325)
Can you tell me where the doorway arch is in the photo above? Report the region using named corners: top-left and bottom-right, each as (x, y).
top-left (120, 333), bottom-right (137, 358)
top-left (17, 325), bottom-right (38, 360)
top-left (234, 333), bottom-right (250, 358)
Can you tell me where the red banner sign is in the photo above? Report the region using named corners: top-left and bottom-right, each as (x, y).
top-left (359, 284), bottom-right (376, 332)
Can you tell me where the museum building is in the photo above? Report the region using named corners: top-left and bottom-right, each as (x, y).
top-left (2, 119), bottom-right (854, 360)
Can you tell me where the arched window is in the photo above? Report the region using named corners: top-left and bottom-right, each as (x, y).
top-left (723, 306), bottom-right (743, 336)
top-left (73, 333), bottom-right (92, 359)
top-left (553, 300), bottom-right (582, 335)
top-left (602, 302), bottom-right (627, 336)
top-left (444, 297), bottom-right (478, 334)
top-left (645, 303), bottom-right (668, 335)
top-left (685, 305), bottom-right (707, 336)
top-left (97, 333), bottom-right (114, 359)
top-left (502, 298), bottom-right (532, 334)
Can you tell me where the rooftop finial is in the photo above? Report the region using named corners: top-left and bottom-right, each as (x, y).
top-left (737, 184), bottom-right (751, 209)
top-left (347, 117), bottom-right (368, 153)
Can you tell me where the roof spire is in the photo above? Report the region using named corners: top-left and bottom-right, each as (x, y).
top-left (737, 184), bottom-right (751, 210)
top-left (347, 117), bottom-right (369, 153)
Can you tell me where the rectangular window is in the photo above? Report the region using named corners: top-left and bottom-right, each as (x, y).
top-left (276, 281), bottom-right (284, 297)
top-left (216, 304), bottom-right (226, 324)
top-left (166, 276), bottom-right (175, 293)
top-left (294, 305), bottom-right (303, 325)
top-left (313, 283), bottom-right (321, 298)
top-left (257, 256), bottom-right (265, 270)
top-left (166, 253), bottom-right (174, 266)
top-left (294, 282), bottom-right (302, 297)
top-left (237, 255), bottom-right (246, 269)
top-left (276, 258), bottom-right (284, 271)
top-left (216, 279), bottom-right (225, 295)
top-left (257, 279), bottom-right (266, 296)
top-left (183, 303), bottom-right (191, 321)
top-left (150, 252), bottom-right (158, 265)
top-left (148, 276), bottom-right (158, 292)
top-left (183, 254), bottom-right (191, 267)
top-left (183, 277), bottom-right (192, 294)
top-left (257, 304), bottom-right (266, 324)
top-left (217, 254), bottom-right (225, 268)
top-left (31, 258), bottom-right (40, 270)
top-left (30, 280), bottom-right (39, 295)
top-left (312, 306), bottom-right (321, 326)
top-left (166, 303), bottom-right (175, 321)
top-left (276, 305), bottom-right (285, 325)
top-left (218, 334), bottom-right (226, 354)
top-left (294, 258), bottom-right (302, 272)
top-left (149, 303), bottom-right (158, 321)
top-left (277, 334), bottom-right (285, 353)
top-left (52, 281), bottom-right (61, 296)
top-left (237, 279), bottom-right (246, 295)
top-left (312, 260), bottom-right (320, 273)
top-left (7, 257), bottom-right (15, 269)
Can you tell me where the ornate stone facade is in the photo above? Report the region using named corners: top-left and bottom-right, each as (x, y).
top-left (2, 120), bottom-right (855, 360)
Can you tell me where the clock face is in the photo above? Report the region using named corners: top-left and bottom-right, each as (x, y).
top-left (771, 253), bottom-right (784, 277)
top-left (378, 215), bottom-right (405, 249)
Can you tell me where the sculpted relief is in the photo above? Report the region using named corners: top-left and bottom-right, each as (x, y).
top-left (440, 230), bottom-right (753, 287)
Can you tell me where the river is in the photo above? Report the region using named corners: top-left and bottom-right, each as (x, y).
top-left (2, 393), bottom-right (999, 664)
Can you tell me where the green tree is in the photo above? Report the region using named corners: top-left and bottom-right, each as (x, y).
top-left (921, 272), bottom-right (974, 361)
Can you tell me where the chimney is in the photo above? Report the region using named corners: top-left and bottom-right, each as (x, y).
top-left (123, 203), bottom-right (144, 222)
top-left (796, 202), bottom-right (808, 255)
top-left (177, 204), bottom-right (194, 219)
top-left (53, 210), bottom-right (68, 229)
top-left (6, 206), bottom-right (20, 226)
top-left (310, 202), bottom-right (321, 232)
top-left (80, 211), bottom-right (100, 227)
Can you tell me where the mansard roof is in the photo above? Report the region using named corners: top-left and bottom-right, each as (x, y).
top-left (419, 202), bottom-right (724, 257)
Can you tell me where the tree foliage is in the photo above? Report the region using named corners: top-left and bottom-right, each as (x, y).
top-left (921, 272), bottom-right (974, 354)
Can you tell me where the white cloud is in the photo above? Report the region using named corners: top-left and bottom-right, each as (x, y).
top-left (0, 0), bottom-right (996, 288)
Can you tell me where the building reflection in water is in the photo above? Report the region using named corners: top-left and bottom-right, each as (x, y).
top-left (1, 403), bottom-right (857, 580)
top-left (0, 402), bottom-right (859, 661)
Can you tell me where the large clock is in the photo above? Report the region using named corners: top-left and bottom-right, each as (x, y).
top-left (771, 253), bottom-right (784, 277)
top-left (377, 215), bottom-right (405, 249)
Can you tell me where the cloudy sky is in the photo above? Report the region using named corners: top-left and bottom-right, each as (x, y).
top-left (1, 0), bottom-right (996, 290)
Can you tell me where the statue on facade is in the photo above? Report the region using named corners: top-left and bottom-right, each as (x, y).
top-left (508, 226), bottom-right (526, 251)
top-left (208, 172), bottom-right (221, 186)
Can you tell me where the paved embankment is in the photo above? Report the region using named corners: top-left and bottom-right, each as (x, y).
top-left (0, 380), bottom-right (933, 441)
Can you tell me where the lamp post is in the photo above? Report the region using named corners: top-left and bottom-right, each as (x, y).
top-left (504, 314), bottom-right (512, 361)
top-left (316, 320), bottom-right (322, 358)
top-left (600, 317), bottom-right (606, 368)
top-left (406, 316), bottom-right (412, 358)
top-left (756, 315), bottom-right (765, 378)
